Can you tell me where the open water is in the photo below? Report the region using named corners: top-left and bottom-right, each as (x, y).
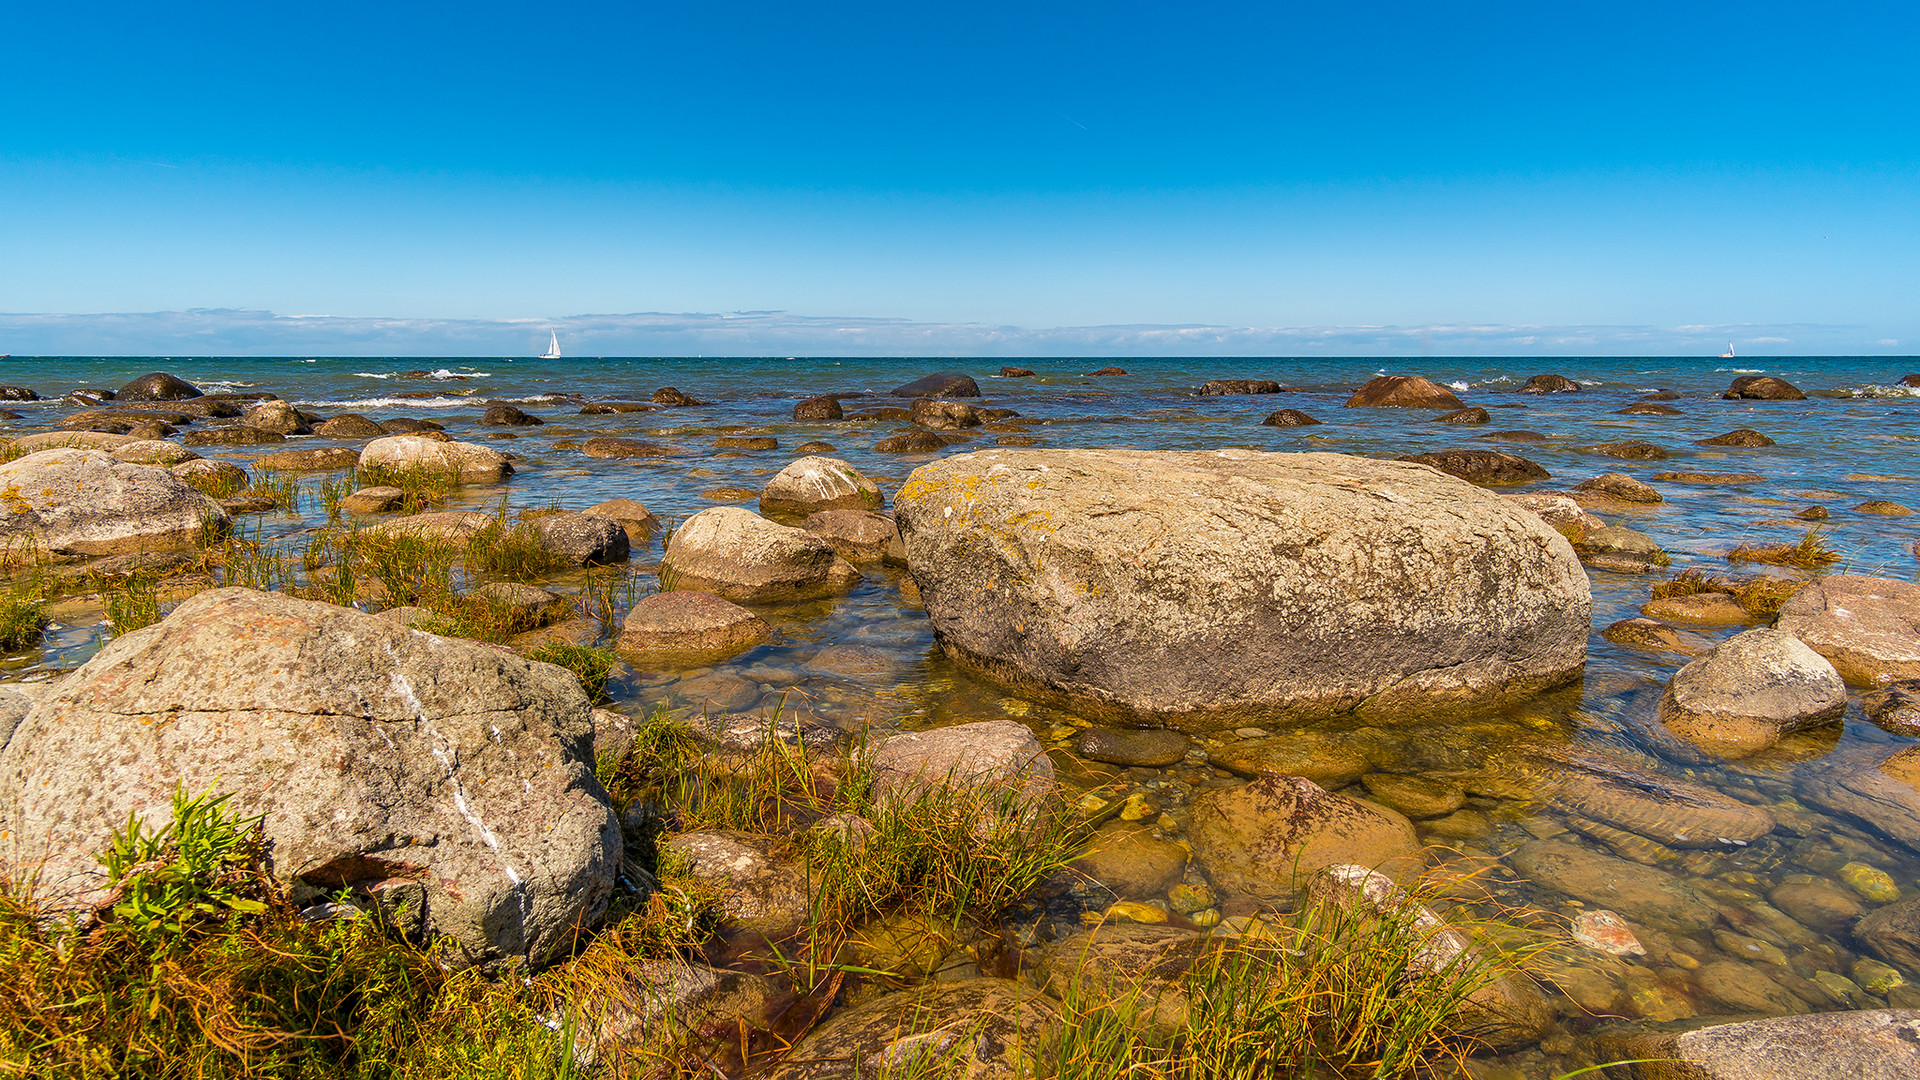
top-left (3, 353), bottom-right (1918, 1072)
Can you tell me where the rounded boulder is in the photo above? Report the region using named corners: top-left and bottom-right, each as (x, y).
top-left (893, 449), bottom-right (1590, 729)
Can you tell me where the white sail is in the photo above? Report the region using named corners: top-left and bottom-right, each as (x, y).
top-left (541, 332), bottom-right (561, 359)
top-left (1721, 341), bottom-right (1735, 358)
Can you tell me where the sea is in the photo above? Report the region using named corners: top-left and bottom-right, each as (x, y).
top-left (3, 353), bottom-right (1918, 1070)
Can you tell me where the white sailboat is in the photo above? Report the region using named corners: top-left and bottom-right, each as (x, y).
top-left (540, 331), bottom-right (562, 360)
top-left (1720, 342), bottom-right (1736, 359)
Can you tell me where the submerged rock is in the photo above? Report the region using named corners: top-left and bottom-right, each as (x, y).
top-left (1344, 375), bottom-right (1465, 409)
top-left (1543, 749), bottom-right (1776, 848)
top-left (1199, 378), bottom-right (1281, 395)
top-left (1855, 897), bottom-right (1920, 974)
top-left (1031, 924), bottom-right (1204, 1032)
top-left (893, 449), bottom-right (1590, 729)
top-left (1657, 629), bottom-right (1845, 760)
top-left (758, 456), bottom-right (884, 517)
top-left (661, 507), bottom-right (861, 601)
top-left (1000, 366), bottom-right (1035, 377)
top-left (0, 448), bottom-right (229, 555)
top-left (1434, 407), bottom-right (1492, 424)
top-left (1398, 448), bottom-right (1549, 485)
top-left (1616, 402), bottom-right (1684, 416)
top-left (874, 430), bottom-right (950, 453)
top-left (358, 435), bottom-right (513, 482)
top-left (1800, 745), bottom-right (1920, 858)
top-left (1206, 732), bottom-right (1371, 788)
top-left (1188, 775), bottom-right (1421, 906)
top-left (1508, 839), bottom-right (1715, 931)
top-left (1604, 1009), bottom-right (1920, 1080)
top-left (1073, 727), bottom-right (1189, 767)
top-left (1696, 428), bottom-right (1776, 447)
top-left (650, 387), bottom-right (706, 407)
top-left (1261, 408), bottom-right (1322, 426)
top-left (1591, 441), bottom-right (1670, 460)
top-left (1862, 680), bottom-right (1920, 736)
top-left (481, 404), bottom-right (543, 426)
top-left (0, 588), bottom-right (619, 968)
top-left (889, 372), bottom-right (980, 399)
top-left (581, 437), bottom-right (678, 459)
top-left (768, 978), bottom-right (1057, 1080)
top-left (1575, 472), bottom-right (1663, 503)
top-left (1775, 575), bottom-right (1920, 686)
top-left (791, 395), bottom-right (842, 421)
top-left (1073, 822), bottom-right (1190, 900)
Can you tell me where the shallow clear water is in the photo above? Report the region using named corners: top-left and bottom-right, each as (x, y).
top-left (4, 354), bottom-right (1918, 1069)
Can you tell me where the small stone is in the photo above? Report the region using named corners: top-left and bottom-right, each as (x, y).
top-left (1712, 929), bottom-right (1787, 966)
top-left (1187, 908), bottom-right (1221, 928)
top-left (1359, 773), bottom-right (1466, 819)
top-left (1119, 792), bottom-right (1156, 821)
top-left (1628, 983), bottom-right (1695, 1022)
top-left (1667, 950), bottom-right (1699, 970)
top-left (1074, 727), bottom-right (1190, 767)
top-left (1852, 957), bottom-right (1906, 994)
top-left (1572, 909), bottom-right (1647, 956)
top-left (1841, 861), bottom-right (1902, 903)
top-left (1168, 882), bottom-right (1216, 915)
top-left (1105, 901), bottom-right (1168, 924)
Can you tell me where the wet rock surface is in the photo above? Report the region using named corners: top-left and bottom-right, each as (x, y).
top-left (1188, 775), bottom-right (1421, 905)
top-left (1261, 407), bottom-right (1322, 426)
top-left (1657, 628), bottom-right (1847, 760)
top-left (890, 372), bottom-right (980, 399)
top-left (662, 506), bottom-right (861, 602)
top-left (1398, 448), bottom-right (1549, 484)
top-left (617, 591), bottom-right (770, 659)
top-left (1776, 575), bottom-right (1920, 686)
top-left (1344, 374), bottom-right (1466, 409)
top-left (759, 456), bottom-right (885, 517)
top-left (358, 434), bottom-right (513, 482)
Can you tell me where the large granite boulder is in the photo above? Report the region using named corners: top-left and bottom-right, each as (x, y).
top-left (801, 509), bottom-right (903, 564)
top-left (1344, 375), bottom-right (1465, 409)
top-left (0, 588), bottom-right (619, 969)
top-left (357, 435), bottom-right (513, 483)
top-left (661, 507), bottom-right (861, 601)
top-left (1776, 575), bottom-right (1920, 686)
top-left (758, 456), bottom-right (884, 518)
top-left (0, 448), bottom-right (229, 556)
top-left (1188, 775), bottom-right (1421, 906)
top-left (1656, 628), bottom-right (1846, 760)
top-left (892, 449), bottom-right (1590, 729)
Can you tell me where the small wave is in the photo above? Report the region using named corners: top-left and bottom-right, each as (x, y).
top-left (1448, 380), bottom-right (1470, 391)
top-left (1837, 384), bottom-right (1920, 399)
top-left (1579, 379), bottom-right (1603, 386)
top-left (1715, 367), bottom-right (1764, 374)
top-left (196, 380), bottom-right (255, 391)
top-left (350, 368), bottom-right (490, 381)
top-left (294, 393), bottom-right (554, 409)
top-left (352, 372), bottom-right (393, 379)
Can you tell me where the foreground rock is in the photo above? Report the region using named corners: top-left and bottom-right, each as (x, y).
top-left (894, 449), bottom-right (1589, 728)
top-left (768, 978), bottom-right (1057, 1080)
top-left (661, 507), bottom-right (861, 601)
top-left (758, 456), bottom-right (884, 517)
top-left (868, 719), bottom-right (1056, 810)
top-left (617, 591), bottom-right (769, 660)
top-left (0, 448), bottom-right (230, 555)
top-left (1604, 1009), bottom-right (1920, 1080)
top-left (1398, 448), bottom-right (1549, 485)
top-left (1344, 375), bottom-right (1466, 409)
top-left (1188, 775), bottom-right (1420, 906)
top-left (1657, 628), bottom-right (1846, 760)
top-left (1775, 575), bottom-right (1920, 686)
top-left (358, 435), bottom-right (513, 482)
top-left (0, 589), bottom-right (619, 968)
top-left (1725, 375), bottom-right (1807, 400)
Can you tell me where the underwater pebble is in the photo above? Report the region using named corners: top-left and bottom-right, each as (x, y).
top-left (1572, 909), bottom-right (1646, 956)
top-left (1840, 861), bottom-right (1902, 902)
top-left (1167, 882), bottom-right (1216, 915)
top-left (1852, 957), bottom-right (1907, 994)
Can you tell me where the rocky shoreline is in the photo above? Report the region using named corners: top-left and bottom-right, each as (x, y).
top-left (1, 366), bottom-right (1918, 1078)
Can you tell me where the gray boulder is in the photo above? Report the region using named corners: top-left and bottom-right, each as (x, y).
top-left (1776, 575), bottom-right (1920, 686)
top-left (358, 435), bottom-right (513, 483)
top-left (758, 456), bottom-right (884, 518)
top-left (893, 449), bottom-right (1589, 729)
top-left (868, 719), bottom-right (1057, 811)
top-left (0, 448), bottom-right (229, 556)
top-left (524, 512), bottom-right (629, 565)
top-left (0, 588), bottom-right (619, 969)
top-left (1657, 628), bottom-right (1846, 760)
top-left (660, 507), bottom-right (861, 602)
top-left (255, 447), bottom-right (361, 471)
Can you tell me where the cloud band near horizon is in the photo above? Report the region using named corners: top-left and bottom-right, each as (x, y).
top-left (0, 308), bottom-right (1899, 357)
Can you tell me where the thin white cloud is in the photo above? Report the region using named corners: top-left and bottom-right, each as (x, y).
top-left (0, 307), bottom-right (1896, 357)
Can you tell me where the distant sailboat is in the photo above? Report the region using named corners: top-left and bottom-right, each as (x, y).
top-left (1720, 342), bottom-right (1736, 358)
top-left (540, 331), bottom-right (562, 360)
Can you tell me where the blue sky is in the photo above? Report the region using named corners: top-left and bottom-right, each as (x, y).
top-left (2, 1), bottom-right (1916, 355)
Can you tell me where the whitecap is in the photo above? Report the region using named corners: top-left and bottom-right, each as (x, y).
top-left (1448, 380), bottom-right (1470, 391)
top-left (1714, 367), bottom-right (1764, 374)
top-left (352, 372), bottom-right (394, 379)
